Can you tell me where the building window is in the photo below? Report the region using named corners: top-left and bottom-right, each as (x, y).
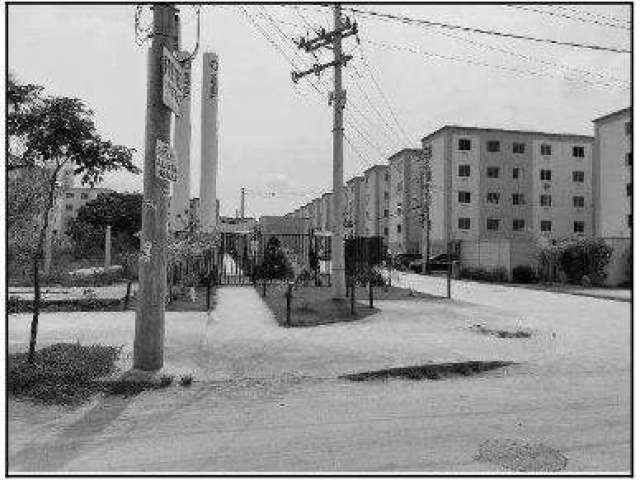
top-left (486, 192), bottom-right (500, 204)
top-left (625, 121), bottom-right (632, 135)
top-left (384, 227), bottom-right (389, 236)
top-left (397, 224), bottom-right (402, 233)
top-left (65, 192), bottom-right (74, 199)
top-left (396, 205), bottom-right (402, 215)
top-left (384, 173), bottom-right (390, 181)
top-left (487, 167), bottom-right (500, 178)
top-left (540, 169), bottom-right (552, 181)
top-left (80, 193), bottom-right (89, 200)
top-left (540, 144), bottom-right (552, 156)
top-left (512, 193), bottom-right (525, 205)
top-left (540, 220), bottom-right (552, 232)
top-left (573, 146), bottom-right (585, 158)
top-left (424, 145), bottom-right (432, 159)
top-left (458, 191), bottom-right (471, 203)
top-left (487, 141), bottom-right (500, 152)
top-left (383, 209), bottom-right (389, 217)
top-left (573, 196), bottom-right (585, 207)
top-left (512, 219), bottom-right (525, 231)
top-left (573, 221), bottom-right (585, 233)
top-left (458, 217), bottom-right (471, 230)
top-left (512, 142), bottom-right (525, 154)
top-left (396, 182), bottom-right (403, 193)
top-left (512, 168), bottom-right (521, 179)
top-left (65, 204), bottom-right (73, 211)
top-left (627, 153), bottom-right (632, 166)
top-left (458, 138), bottom-right (471, 151)
top-left (540, 194), bottom-right (552, 207)
top-left (458, 165), bottom-right (471, 177)
top-left (487, 218), bottom-right (500, 231)
top-left (627, 183), bottom-right (632, 197)
top-left (384, 191), bottom-right (389, 200)
top-left (573, 171), bottom-right (585, 183)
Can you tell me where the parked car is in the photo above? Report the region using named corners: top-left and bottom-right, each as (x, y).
top-left (392, 253), bottom-right (422, 271)
top-left (425, 253), bottom-right (459, 272)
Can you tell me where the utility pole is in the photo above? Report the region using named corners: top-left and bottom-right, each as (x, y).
top-left (292, 4), bottom-right (358, 298)
top-left (104, 224), bottom-right (112, 269)
top-left (134, 4), bottom-right (178, 371)
top-left (240, 187), bottom-right (245, 221)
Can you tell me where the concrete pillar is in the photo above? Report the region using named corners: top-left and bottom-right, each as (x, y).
top-left (200, 52), bottom-right (220, 232)
top-left (104, 224), bottom-right (112, 269)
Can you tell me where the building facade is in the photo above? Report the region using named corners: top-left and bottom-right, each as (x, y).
top-left (362, 164), bottom-right (389, 239)
top-left (387, 149), bottom-right (424, 256)
top-left (53, 186), bottom-right (114, 234)
top-left (320, 192), bottom-right (333, 233)
top-left (421, 125), bottom-right (594, 259)
top-left (592, 107), bottom-right (632, 285)
top-left (345, 176), bottom-right (365, 236)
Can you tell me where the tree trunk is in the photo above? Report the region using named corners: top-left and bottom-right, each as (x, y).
top-left (27, 166), bottom-right (61, 363)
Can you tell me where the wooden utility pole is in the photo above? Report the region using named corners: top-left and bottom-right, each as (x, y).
top-left (134, 4), bottom-right (178, 371)
top-left (292, 4), bottom-right (357, 298)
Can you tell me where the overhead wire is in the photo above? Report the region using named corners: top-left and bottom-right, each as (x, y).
top-left (506, 4), bottom-right (631, 30)
top-left (339, 6), bottom-right (631, 54)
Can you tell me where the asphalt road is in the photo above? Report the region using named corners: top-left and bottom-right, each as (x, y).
top-left (8, 278), bottom-right (631, 473)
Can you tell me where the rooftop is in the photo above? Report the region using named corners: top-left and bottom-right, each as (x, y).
top-left (421, 125), bottom-right (594, 143)
top-left (593, 107), bottom-right (631, 124)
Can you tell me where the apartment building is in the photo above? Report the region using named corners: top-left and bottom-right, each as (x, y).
top-left (422, 125), bottom-right (593, 264)
top-left (387, 149), bottom-right (424, 256)
top-left (345, 176), bottom-right (365, 236)
top-left (593, 107), bottom-right (632, 285)
top-left (320, 192), bottom-right (333, 232)
top-left (362, 164), bottom-right (389, 239)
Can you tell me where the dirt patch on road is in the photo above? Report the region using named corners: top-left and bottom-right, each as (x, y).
top-left (340, 361), bottom-right (513, 382)
top-left (475, 438), bottom-right (568, 472)
top-left (469, 324), bottom-right (532, 339)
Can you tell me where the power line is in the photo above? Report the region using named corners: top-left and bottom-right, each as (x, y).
top-left (366, 38), bottom-right (629, 90)
top-left (507, 4), bottom-right (631, 30)
top-left (551, 4), bottom-right (631, 27)
top-left (341, 6), bottom-right (631, 54)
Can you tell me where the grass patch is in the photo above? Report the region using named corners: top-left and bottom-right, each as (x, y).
top-left (259, 284), bottom-right (377, 327)
top-left (8, 343), bottom-right (121, 406)
top-left (352, 285), bottom-right (439, 301)
top-left (470, 324), bottom-right (532, 339)
top-left (7, 297), bottom-right (123, 314)
top-left (340, 361), bottom-right (513, 382)
top-left (101, 373), bottom-right (174, 397)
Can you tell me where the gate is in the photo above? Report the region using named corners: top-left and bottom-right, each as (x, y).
top-left (217, 231), bottom-right (257, 285)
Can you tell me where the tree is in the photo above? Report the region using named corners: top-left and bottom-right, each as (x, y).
top-left (257, 236), bottom-right (294, 281)
top-left (67, 192), bottom-right (142, 258)
top-left (8, 78), bottom-right (139, 362)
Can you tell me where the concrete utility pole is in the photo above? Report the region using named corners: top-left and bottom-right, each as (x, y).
top-left (240, 187), bottom-right (245, 221)
top-left (292, 4), bottom-right (357, 297)
top-left (134, 4), bottom-right (178, 371)
top-left (422, 150), bottom-right (431, 273)
top-left (200, 52), bottom-right (220, 232)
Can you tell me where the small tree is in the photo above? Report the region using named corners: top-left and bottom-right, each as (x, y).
top-left (8, 78), bottom-right (139, 362)
top-left (256, 236), bottom-right (293, 281)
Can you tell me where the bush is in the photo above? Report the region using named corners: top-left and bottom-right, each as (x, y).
top-left (512, 265), bottom-right (537, 284)
top-left (255, 237), bottom-right (294, 281)
top-left (558, 238), bottom-right (612, 286)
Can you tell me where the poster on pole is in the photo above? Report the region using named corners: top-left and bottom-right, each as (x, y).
top-left (162, 47), bottom-right (184, 116)
top-left (155, 139), bottom-right (178, 182)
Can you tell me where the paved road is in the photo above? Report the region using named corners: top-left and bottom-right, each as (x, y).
top-left (8, 280), bottom-right (631, 473)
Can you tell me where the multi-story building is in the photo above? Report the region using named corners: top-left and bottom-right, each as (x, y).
top-left (53, 186), bottom-right (114, 234)
top-left (593, 107), bottom-right (632, 285)
top-left (421, 125), bottom-right (594, 266)
top-left (387, 149), bottom-right (424, 256)
top-left (311, 197), bottom-right (323, 231)
top-left (345, 176), bottom-right (365, 236)
top-left (362, 164), bottom-right (389, 239)
top-left (320, 192), bottom-right (333, 232)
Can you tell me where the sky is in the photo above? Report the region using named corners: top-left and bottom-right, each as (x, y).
top-left (8, 2), bottom-right (631, 218)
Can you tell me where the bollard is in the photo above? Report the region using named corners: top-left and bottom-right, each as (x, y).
top-left (286, 282), bottom-right (292, 326)
top-left (368, 281), bottom-right (373, 309)
top-left (262, 281), bottom-right (267, 298)
top-left (206, 283), bottom-right (211, 311)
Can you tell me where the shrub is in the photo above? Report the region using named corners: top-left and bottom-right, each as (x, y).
top-left (255, 237), bottom-right (294, 281)
top-left (460, 266), bottom-right (507, 283)
top-left (512, 265), bottom-right (537, 283)
top-left (558, 238), bottom-right (612, 285)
